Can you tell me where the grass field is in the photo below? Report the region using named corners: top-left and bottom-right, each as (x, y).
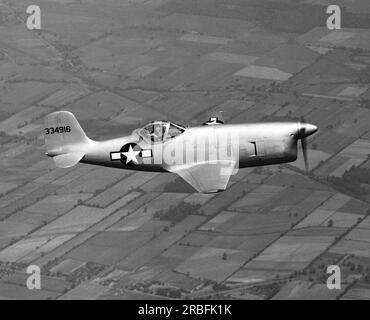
top-left (50, 258), bottom-right (86, 275)
top-left (0, 106), bottom-right (53, 132)
top-left (330, 240), bottom-right (370, 258)
top-left (54, 167), bottom-right (130, 194)
top-left (234, 65), bottom-right (292, 81)
top-left (65, 91), bottom-right (130, 120)
top-left (247, 235), bottom-right (335, 271)
top-left (161, 0), bottom-right (329, 33)
top-left (0, 233), bottom-right (75, 262)
top-left (0, 82), bottom-right (59, 113)
top-left (0, 0), bottom-right (369, 300)
top-left (31, 205), bottom-right (110, 236)
top-left (229, 184), bottom-right (285, 213)
top-left (227, 269), bottom-right (291, 284)
top-left (85, 171), bottom-right (150, 207)
top-left (175, 246), bottom-right (249, 282)
top-left (0, 283), bottom-right (59, 300)
top-left (108, 192), bottom-right (187, 231)
top-left (59, 282), bottom-right (109, 300)
top-left (199, 211), bottom-right (239, 231)
top-left (342, 287), bottom-right (370, 300)
top-left (273, 280), bottom-right (344, 300)
top-left (118, 215), bottom-right (206, 270)
top-left (66, 230), bottom-right (155, 265)
top-left (25, 193), bottom-right (93, 216)
top-left (2, 271), bottom-right (70, 293)
top-left (38, 83), bottom-right (90, 108)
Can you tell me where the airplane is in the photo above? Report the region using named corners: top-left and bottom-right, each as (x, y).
top-left (44, 111), bottom-right (318, 193)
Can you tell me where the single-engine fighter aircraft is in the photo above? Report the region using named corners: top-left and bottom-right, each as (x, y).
top-left (44, 111), bottom-right (318, 193)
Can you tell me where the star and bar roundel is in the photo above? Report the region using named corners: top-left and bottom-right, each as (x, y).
top-left (110, 143), bottom-right (152, 166)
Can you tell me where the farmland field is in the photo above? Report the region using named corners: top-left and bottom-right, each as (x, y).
top-left (0, 0), bottom-right (369, 300)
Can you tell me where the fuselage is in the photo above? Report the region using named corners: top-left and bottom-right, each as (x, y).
top-left (78, 122), bottom-right (306, 172)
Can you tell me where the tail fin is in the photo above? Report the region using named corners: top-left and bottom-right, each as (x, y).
top-left (44, 111), bottom-right (90, 168)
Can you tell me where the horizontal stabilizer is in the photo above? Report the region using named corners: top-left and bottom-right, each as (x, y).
top-left (53, 152), bottom-right (85, 168)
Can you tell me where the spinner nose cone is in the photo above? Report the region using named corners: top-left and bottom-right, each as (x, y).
top-left (304, 123), bottom-right (318, 137)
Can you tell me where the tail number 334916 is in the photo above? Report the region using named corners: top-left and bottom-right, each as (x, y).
top-left (45, 126), bottom-right (71, 135)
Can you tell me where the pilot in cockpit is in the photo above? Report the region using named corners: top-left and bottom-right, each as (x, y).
top-left (139, 121), bottom-right (184, 143)
top-left (146, 123), bottom-right (166, 142)
top-left (152, 123), bottom-right (163, 141)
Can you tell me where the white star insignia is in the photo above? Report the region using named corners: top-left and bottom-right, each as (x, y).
top-left (122, 145), bottom-right (141, 164)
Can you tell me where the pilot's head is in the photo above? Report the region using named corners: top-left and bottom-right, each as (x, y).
top-left (154, 124), bottom-right (162, 136)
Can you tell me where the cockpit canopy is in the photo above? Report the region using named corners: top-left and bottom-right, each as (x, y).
top-left (138, 121), bottom-right (185, 143)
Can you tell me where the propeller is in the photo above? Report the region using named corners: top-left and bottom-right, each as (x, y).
top-left (297, 114), bottom-right (318, 172)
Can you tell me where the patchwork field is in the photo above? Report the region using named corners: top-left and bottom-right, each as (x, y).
top-left (273, 280), bottom-right (344, 300)
top-left (0, 0), bottom-right (369, 300)
top-left (245, 234), bottom-right (335, 271)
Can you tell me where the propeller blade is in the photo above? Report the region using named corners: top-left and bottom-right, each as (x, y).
top-left (299, 113), bottom-right (309, 172)
top-left (301, 136), bottom-right (309, 171)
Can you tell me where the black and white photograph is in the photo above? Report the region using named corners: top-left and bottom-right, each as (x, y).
top-left (0, 0), bottom-right (369, 302)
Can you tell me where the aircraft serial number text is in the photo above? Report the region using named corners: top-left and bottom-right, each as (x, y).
top-left (44, 126), bottom-right (71, 135)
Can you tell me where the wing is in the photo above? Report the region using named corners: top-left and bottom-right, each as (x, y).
top-left (168, 160), bottom-right (237, 193)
